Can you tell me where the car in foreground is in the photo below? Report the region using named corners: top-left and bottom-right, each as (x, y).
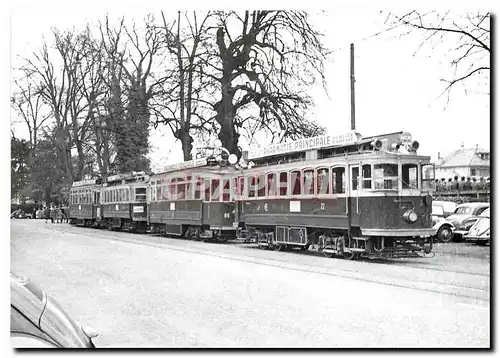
top-left (10, 273), bottom-right (98, 348)
top-left (431, 201), bottom-right (457, 242)
top-left (446, 202), bottom-right (490, 241)
top-left (464, 208), bottom-right (490, 246)
top-left (11, 210), bottom-right (32, 219)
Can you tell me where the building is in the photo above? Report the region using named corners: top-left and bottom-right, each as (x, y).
top-left (435, 144), bottom-right (490, 180)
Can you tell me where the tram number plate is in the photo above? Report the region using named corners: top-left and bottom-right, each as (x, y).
top-left (133, 206), bottom-right (144, 213)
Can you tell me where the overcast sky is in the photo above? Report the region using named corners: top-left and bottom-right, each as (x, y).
top-left (8, 3), bottom-right (491, 171)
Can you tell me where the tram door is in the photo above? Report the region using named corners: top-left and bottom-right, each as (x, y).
top-left (348, 164), bottom-right (362, 227)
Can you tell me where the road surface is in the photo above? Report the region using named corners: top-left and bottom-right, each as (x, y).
top-left (10, 220), bottom-right (490, 348)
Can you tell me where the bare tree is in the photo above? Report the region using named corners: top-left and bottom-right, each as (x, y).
top-left (151, 11), bottom-right (214, 161)
top-left (11, 77), bottom-right (52, 173)
top-left (202, 10), bottom-right (330, 157)
top-left (384, 11), bottom-right (490, 98)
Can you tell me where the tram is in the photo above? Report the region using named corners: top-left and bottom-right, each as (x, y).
top-left (68, 179), bottom-right (102, 226)
top-left (147, 149), bottom-right (241, 242)
top-left (100, 171), bottom-right (149, 231)
top-left (238, 130), bottom-right (435, 259)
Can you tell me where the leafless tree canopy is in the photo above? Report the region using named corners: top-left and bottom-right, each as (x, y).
top-left (385, 11), bottom-right (490, 98)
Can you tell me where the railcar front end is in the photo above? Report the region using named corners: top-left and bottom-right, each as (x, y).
top-left (240, 131), bottom-right (435, 259)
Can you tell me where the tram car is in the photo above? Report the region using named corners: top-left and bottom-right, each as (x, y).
top-left (238, 130), bottom-right (435, 259)
top-left (148, 150), bottom-right (241, 242)
top-left (100, 171), bottom-right (149, 232)
top-left (69, 179), bottom-right (102, 226)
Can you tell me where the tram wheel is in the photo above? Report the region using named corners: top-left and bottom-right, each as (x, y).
top-left (323, 251), bottom-right (335, 258)
top-left (343, 251), bottom-right (359, 260)
top-left (300, 244), bottom-right (310, 252)
top-left (274, 244), bottom-right (284, 251)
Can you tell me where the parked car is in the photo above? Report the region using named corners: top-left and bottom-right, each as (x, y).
top-left (431, 201), bottom-right (458, 242)
top-left (464, 208), bottom-right (490, 246)
top-left (11, 210), bottom-right (32, 219)
top-left (446, 202), bottom-right (490, 241)
top-left (10, 273), bottom-right (98, 348)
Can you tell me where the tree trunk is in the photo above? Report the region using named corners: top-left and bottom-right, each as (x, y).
top-left (216, 75), bottom-right (240, 157)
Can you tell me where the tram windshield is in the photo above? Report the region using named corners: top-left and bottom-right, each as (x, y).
top-left (373, 164), bottom-right (398, 190)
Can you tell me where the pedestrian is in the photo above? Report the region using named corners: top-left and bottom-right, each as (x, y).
top-left (459, 176), bottom-right (466, 191)
top-left (44, 206), bottom-right (50, 223)
top-left (453, 176), bottom-right (460, 191)
top-left (56, 206), bottom-right (63, 223)
top-left (446, 178), bottom-right (454, 192)
top-left (471, 177), bottom-right (478, 191)
top-left (478, 177), bottom-right (485, 190)
top-left (464, 177), bottom-right (472, 191)
top-left (440, 178), bottom-right (447, 192)
top-left (49, 205), bottom-right (56, 223)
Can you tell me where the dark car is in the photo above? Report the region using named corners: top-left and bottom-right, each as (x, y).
top-left (10, 273), bottom-right (98, 348)
top-left (464, 208), bottom-right (491, 246)
top-left (446, 202), bottom-right (490, 240)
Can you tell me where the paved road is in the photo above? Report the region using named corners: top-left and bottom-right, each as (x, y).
top-left (10, 220), bottom-right (490, 348)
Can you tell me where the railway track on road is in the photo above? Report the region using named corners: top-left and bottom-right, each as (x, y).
top-left (32, 223), bottom-right (490, 304)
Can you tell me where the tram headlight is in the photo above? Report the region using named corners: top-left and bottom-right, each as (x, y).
top-left (403, 210), bottom-right (419, 223)
top-left (228, 154), bottom-right (238, 165)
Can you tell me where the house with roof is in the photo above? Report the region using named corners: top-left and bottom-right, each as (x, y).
top-left (435, 144), bottom-right (490, 180)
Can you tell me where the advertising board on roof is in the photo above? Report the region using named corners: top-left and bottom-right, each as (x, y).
top-left (248, 131), bottom-right (361, 160)
top-left (72, 179), bottom-right (96, 187)
top-left (161, 157), bottom-right (208, 173)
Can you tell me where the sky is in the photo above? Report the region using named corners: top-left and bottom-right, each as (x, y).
top-left (7, 3), bottom-right (492, 171)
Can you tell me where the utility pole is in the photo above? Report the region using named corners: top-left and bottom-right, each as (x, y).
top-left (350, 43), bottom-right (356, 130)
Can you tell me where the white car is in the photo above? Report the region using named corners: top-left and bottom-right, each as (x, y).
top-left (431, 201), bottom-right (457, 242)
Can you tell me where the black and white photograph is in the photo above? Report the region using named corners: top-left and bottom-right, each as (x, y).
top-left (7, 2), bottom-right (490, 349)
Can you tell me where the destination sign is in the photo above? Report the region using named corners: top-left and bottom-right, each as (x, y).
top-left (160, 157), bottom-right (208, 173)
top-left (248, 131), bottom-right (361, 159)
top-left (73, 179), bottom-right (96, 187)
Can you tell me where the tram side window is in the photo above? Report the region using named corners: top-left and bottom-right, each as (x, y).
top-left (362, 164), bottom-right (372, 189)
top-left (162, 180), bottom-right (170, 201)
top-left (303, 169), bottom-right (315, 195)
top-left (185, 176), bottom-right (192, 200)
top-left (351, 166), bottom-right (359, 191)
top-left (177, 180), bottom-right (186, 200)
top-left (204, 179), bottom-right (211, 201)
top-left (257, 174), bottom-right (266, 197)
top-left (316, 168), bottom-right (330, 195)
top-left (374, 164), bottom-right (398, 190)
top-left (421, 164), bottom-right (435, 190)
top-left (279, 172), bottom-right (288, 196)
top-left (222, 179), bottom-right (230, 202)
top-left (211, 179), bottom-right (220, 201)
top-left (267, 173), bottom-right (276, 196)
top-left (156, 181), bottom-right (161, 201)
top-left (291, 170), bottom-right (301, 196)
top-left (332, 167), bottom-right (346, 194)
top-left (238, 177), bottom-right (245, 198)
top-left (135, 187), bottom-right (147, 202)
top-left (402, 164), bottom-right (418, 189)
top-left (194, 178), bottom-right (203, 200)
top-left (247, 176), bottom-right (256, 198)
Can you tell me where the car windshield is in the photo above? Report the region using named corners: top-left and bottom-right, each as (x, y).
top-left (454, 207), bottom-right (471, 215)
top-left (480, 208), bottom-right (490, 218)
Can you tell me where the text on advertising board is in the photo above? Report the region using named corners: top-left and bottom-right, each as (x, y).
top-left (248, 131), bottom-right (361, 159)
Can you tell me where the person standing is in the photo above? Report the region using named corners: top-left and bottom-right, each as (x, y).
top-left (49, 205), bottom-right (56, 223)
top-left (44, 206), bottom-right (50, 223)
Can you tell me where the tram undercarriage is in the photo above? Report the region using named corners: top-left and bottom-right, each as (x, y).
top-left (249, 226), bottom-right (434, 259)
top-left (148, 224), bottom-right (235, 243)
